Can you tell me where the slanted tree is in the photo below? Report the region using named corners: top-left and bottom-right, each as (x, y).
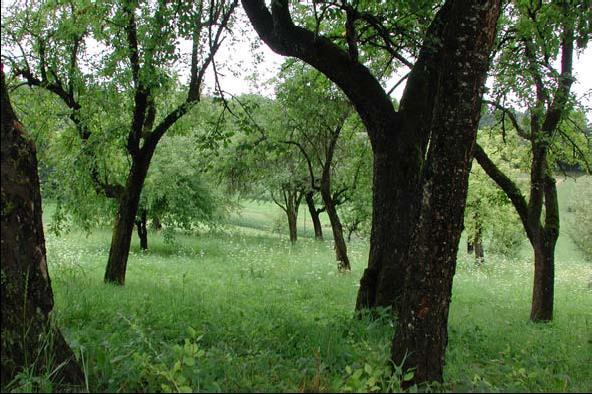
top-left (242, 0), bottom-right (501, 385)
top-left (474, 0), bottom-right (591, 321)
top-left (3, 0), bottom-right (237, 284)
top-left (1, 69), bottom-right (83, 390)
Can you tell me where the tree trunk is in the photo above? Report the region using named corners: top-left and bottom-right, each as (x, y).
top-left (474, 214), bottom-right (484, 265)
top-left (287, 207), bottom-right (298, 244)
top-left (305, 191), bottom-right (323, 240)
top-left (136, 209), bottom-right (148, 251)
top-left (391, 0), bottom-right (500, 386)
top-left (104, 159), bottom-right (150, 285)
top-left (1, 70), bottom-right (84, 389)
top-left (474, 227), bottom-right (484, 265)
top-left (152, 216), bottom-right (162, 231)
top-left (529, 174), bottom-right (559, 322)
top-left (530, 240), bottom-right (555, 321)
top-left (321, 182), bottom-right (351, 272)
top-left (355, 139), bottom-right (423, 311)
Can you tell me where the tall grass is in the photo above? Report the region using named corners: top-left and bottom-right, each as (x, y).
top-left (35, 222), bottom-right (591, 393)
top-left (7, 179), bottom-right (591, 392)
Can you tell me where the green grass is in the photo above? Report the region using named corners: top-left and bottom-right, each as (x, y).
top-left (226, 199), bottom-right (335, 240)
top-left (16, 180), bottom-right (591, 392)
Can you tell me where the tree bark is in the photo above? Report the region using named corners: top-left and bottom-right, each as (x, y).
top-left (136, 208), bottom-right (148, 251)
top-left (1, 70), bottom-right (84, 389)
top-left (391, 0), bottom-right (500, 386)
top-left (531, 238), bottom-right (556, 321)
top-left (304, 191), bottom-right (323, 240)
top-left (356, 139), bottom-right (424, 311)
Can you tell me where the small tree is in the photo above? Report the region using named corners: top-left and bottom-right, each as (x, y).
top-left (3, 0), bottom-right (238, 284)
top-left (475, 0), bottom-right (591, 321)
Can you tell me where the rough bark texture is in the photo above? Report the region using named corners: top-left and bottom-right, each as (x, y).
top-left (391, 0), bottom-right (500, 386)
top-left (1, 70), bottom-right (84, 389)
top-left (305, 191), bottom-right (324, 240)
top-left (136, 208), bottom-right (148, 251)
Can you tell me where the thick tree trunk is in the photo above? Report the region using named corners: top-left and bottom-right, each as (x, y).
top-left (305, 191), bottom-right (323, 240)
top-left (241, 0), bottom-right (500, 386)
top-left (530, 240), bottom-right (555, 321)
top-left (136, 209), bottom-right (148, 251)
top-left (391, 0), bottom-right (500, 386)
top-left (104, 159), bottom-right (150, 285)
top-left (355, 139), bottom-right (422, 311)
top-left (1, 71), bottom-right (84, 389)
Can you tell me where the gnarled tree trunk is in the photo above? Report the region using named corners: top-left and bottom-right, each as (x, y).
top-left (1, 70), bottom-right (84, 389)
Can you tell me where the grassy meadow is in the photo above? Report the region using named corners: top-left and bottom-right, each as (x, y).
top-left (9, 180), bottom-right (591, 393)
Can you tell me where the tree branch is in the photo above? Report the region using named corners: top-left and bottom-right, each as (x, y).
top-left (473, 143), bottom-right (532, 239)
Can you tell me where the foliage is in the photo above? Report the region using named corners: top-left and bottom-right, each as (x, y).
top-left (140, 134), bottom-right (226, 237)
top-left (1, 0), bottom-right (236, 237)
top-left (466, 129), bottom-right (528, 257)
top-left (565, 176), bottom-right (592, 258)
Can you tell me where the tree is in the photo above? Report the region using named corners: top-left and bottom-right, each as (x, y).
top-left (276, 65), bottom-right (357, 271)
top-left (137, 134), bottom-right (222, 250)
top-left (3, 0), bottom-right (238, 285)
top-left (474, 0), bottom-right (591, 321)
top-left (1, 69), bottom-right (83, 390)
top-left (242, 0), bottom-right (501, 385)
